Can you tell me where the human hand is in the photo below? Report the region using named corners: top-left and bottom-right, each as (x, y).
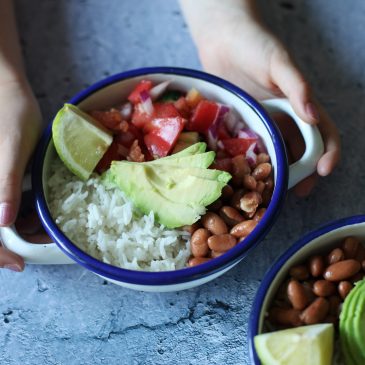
top-left (180, 0), bottom-right (340, 196)
top-left (0, 78), bottom-right (42, 271)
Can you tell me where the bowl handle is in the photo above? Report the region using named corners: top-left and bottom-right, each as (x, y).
top-left (261, 98), bottom-right (324, 188)
top-left (0, 175), bottom-right (74, 265)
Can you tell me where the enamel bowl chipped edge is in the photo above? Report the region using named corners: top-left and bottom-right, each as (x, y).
top-left (22, 66), bottom-right (322, 291)
top-left (248, 214), bottom-right (365, 364)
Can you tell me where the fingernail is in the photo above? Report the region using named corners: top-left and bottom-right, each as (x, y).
top-left (0, 203), bottom-right (14, 226)
top-left (3, 264), bottom-right (22, 272)
top-left (305, 102), bottom-right (319, 122)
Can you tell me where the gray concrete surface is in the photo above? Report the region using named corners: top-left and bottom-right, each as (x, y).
top-left (1, 0), bottom-right (364, 364)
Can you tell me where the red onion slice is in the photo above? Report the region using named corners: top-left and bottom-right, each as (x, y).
top-left (246, 142), bottom-right (257, 167)
top-left (206, 104), bottom-right (230, 150)
top-left (119, 102), bottom-right (133, 120)
top-left (139, 90), bottom-right (154, 115)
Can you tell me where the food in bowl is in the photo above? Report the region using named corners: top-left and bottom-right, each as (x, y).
top-left (47, 79), bottom-right (274, 271)
top-left (254, 236), bottom-right (365, 365)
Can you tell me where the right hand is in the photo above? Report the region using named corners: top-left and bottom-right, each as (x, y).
top-left (0, 77), bottom-right (42, 271)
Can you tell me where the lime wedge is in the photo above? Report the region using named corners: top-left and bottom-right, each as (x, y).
top-left (254, 323), bottom-right (334, 365)
top-left (52, 104), bottom-right (113, 180)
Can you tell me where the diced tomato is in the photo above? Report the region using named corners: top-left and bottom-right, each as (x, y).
top-left (174, 97), bottom-right (191, 119)
top-left (211, 158), bottom-right (232, 173)
top-left (115, 123), bottom-right (143, 148)
top-left (222, 138), bottom-right (257, 157)
top-left (132, 102), bottom-right (181, 130)
top-left (127, 80), bottom-right (153, 104)
top-left (154, 102), bottom-right (181, 118)
top-left (90, 110), bottom-right (123, 131)
top-left (144, 117), bottom-right (185, 158)
top-left (131, 103), bottom-right (152, 129)
top-left (187, 100), bottom-right (220, 133)
top-left (140, 103), bottom-right (181, 133)
top-left (217, 123), bottom-right (231, 140)
top-left (95, 141), bottom-right (120, 174)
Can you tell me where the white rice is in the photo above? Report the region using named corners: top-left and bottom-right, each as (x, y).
top-left (47, 158), bottom-right (191, 271)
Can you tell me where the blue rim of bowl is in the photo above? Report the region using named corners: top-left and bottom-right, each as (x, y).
top-left (33, 66), bottom-right (288, 286)
top-left (248, 214), bottom-right (365, 364)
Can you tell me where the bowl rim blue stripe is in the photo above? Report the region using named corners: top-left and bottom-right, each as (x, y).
top-left (248, 214), bottom-right (365, 364)
top-left (32, 66), bottom-right (289, 285)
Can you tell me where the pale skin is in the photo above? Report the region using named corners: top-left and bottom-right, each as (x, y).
top-left (0, 0), bottom-right (340, 271)
top-left (180, 0), bottom-right (340, 195)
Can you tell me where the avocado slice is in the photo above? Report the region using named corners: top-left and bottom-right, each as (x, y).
top-left (116, 163), bottom-right (230, 207)
top-left (110, 162), bottom-right (205, 227)
top-left (150, 151), bottom-right (215, 169)
top-left (340, 279), bottom-right (365, 365)
top-left (111, 162), bottom-right (230, 211)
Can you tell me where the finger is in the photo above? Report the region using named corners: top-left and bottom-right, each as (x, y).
top-left (270, 50), bottom-right (319, 124)
top-left (0, 245), bottom-right (24, 272)
top-left (0, 170), bottom-right (22, 227)
top-left (315, 104), bottom-right (341, 176)
top-left (293, 174), bottom-right (318, 197)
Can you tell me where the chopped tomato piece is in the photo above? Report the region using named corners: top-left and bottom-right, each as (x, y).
top-left (90, 110), bottom-right (123, 131)
top-left (174, 97), bottom-right (191, 119)
top-left (141, 103), bottom-right (181, 133)
top-left (95, 141), bottom-right (120, 174)
top-left (127, 80), bottom-right (153, 104)
top-left (222, 138), bottom-right (257, 157)
top-left (131, 103), bottom-right (152, 129)
top-left (217, 123), bottom-right (231, 140)
top-left (115, 123), bottom-right (143, 148)
top-left (132, 102), bottom-right (181, 130)
top-left (188, 100), bottom-right (220, 133)
top-left (144, 117), bottom-right (185, 158)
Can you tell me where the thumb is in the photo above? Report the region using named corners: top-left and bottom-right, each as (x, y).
top-left (270, 49), bottom-right (319, 125)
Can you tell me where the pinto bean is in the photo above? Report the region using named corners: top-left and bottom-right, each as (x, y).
top-left (182, 222), bottom-right (201, 234)
top-left (239, 191), bottom-right (262, 214)
top-left (190, 228), bottom-right (210, 258)
top-left (312, 280), bottom-right (337, 297)
top-left (219, 206), bottom-right (244, 226)
top-left (207, 234), bottom-right (237, 252)
top-left (327, 248), bottom-right (345, 265)
top-left (243, 175), bottom-right (257, 190)
top-left (256, 153), bottom-right (270, 164)
top-left (231, 155), bottom-right (251, 179)
top-left (323, 259), bottom-right (361, 282)
top-left (252, 163), bottom-right (272, 181)
top-left (253, 208), bottom-right (266, 223)
top-left (342, 237), bottom-right (360, 259)
top-left (230, 189), bottom-right (245, 210)
top-left (338, 281), bottom-right (353, 300)
top-left (289, 265), bottom-right (310, 281)
top-left (268, 307), bottom-right (303, 327)
top-left (188, 257), bottom-right (211, 267)
top-left (230, 220), bottom-right (257, 238)
top-left (255, 181), bottom-right (266, 194)
top-left (201, 212), bottom-right (228, 235)
top-left (300, 297), bottom-right (329, 325)
top-left (287, 280), bottom-right (311, 310)
top-left (221, 184), bottom-right (234, 201)
top-left (309, 255), bottom-right (325, 277)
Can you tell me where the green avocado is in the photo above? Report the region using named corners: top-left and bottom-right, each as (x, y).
top-left (339, 278), bottom-right (365, 365)
top-left (110, 162), bottom-right (206, 227)
top-left (168, 141), bottom-right (206, 157)
top-left (112, 162), bottom-right (230, 207)
top-left (107, 142), bottom-right (231, 228)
